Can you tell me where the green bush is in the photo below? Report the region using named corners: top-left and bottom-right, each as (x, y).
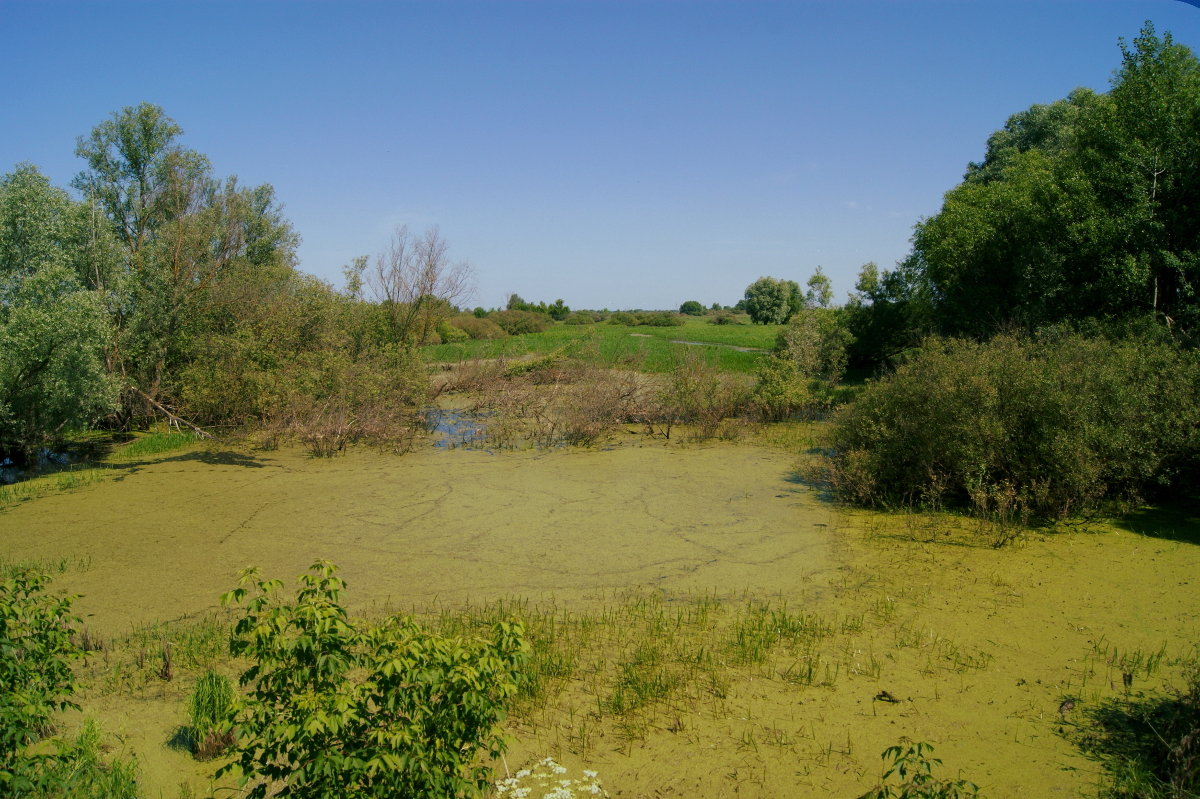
top-left (436, 320), bottom-right (470, 344)
top-left (829, 332), bottom-right (1200, 518)
top-left (607, 311), bottom-right (636, 326)
top-left (450, 316), bottom-right (508, 340)
top-left (490, 310), bottom-right (552, 335)
top-left (1, 570), bottom-right (81, 795)
top-left (635, 311), bottom-right (684, 327)
top-left (220, 561), bottom-right (527, 799)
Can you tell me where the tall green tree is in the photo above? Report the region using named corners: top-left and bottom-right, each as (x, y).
top-left (910, 23), bottom-right (1200, 338)
top-left (743, 276), bottom-right (801, 324)
top-left (73, 104), bottom-right (299, 411)
top-left (0, 166), bottom-right (117, 459)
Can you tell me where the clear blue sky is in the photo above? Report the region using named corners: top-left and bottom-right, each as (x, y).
top-left (3, 0), bottom-right (1200, 310)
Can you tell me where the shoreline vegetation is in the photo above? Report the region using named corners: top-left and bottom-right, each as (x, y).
top-left (3, 21), bottom-right (1199, 799)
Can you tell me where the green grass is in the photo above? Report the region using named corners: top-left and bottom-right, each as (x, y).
top-left (423, 321), bottom-right (775, 374)
top-left (110, 430), bottom-right (200, 461)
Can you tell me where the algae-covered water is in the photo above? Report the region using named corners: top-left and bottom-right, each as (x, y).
top-left (1, 436), bottom-right (1196, 798)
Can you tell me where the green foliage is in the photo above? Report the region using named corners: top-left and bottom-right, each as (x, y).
top-left (220, 561), bottom-right (528, 799)
top-left (842, 261), bottom-right (930, 370)
top-left (753, 308), bottom-right (852, 420)
top-left (505, 295), bottom-right (569, 320)
top-left (0, 166), bottom-right (118, 458)
top-left (111, 431), bottom-right (198, 460)
top-left (911, 24), bottom-right (1200, 339)
top-left (0, 571), bottom-right (82, 795)
top-left (450, 315), bottom-right (508, 340)
top-left (858, 742), bottom-right (981, 799)
top-left (29, 719), bottom-right (141, 799)
top-left (491, 309), bottom-right (553, 335)
top-left (743, 276), bottom-right (802, 325)
top-left (188, 671), bottom-right (235, 760)
top-left (829, 332), bottom-right (1200, 518)
top-left (679, 300), bottom-right (705, 316)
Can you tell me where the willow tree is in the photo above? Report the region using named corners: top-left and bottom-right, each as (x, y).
top-left (73, 104), bottom-right (299, 418)
top-left (0, 165), bottom-right (117, 460)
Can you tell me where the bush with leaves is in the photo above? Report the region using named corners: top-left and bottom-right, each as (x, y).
top-left (0, 570), bottom-right (82, 795)
top-left (753, 308), bottom-right (852, 420)
top-left (829, 331), bottom-right (1200, 518)
top-left (858, 741), bottom-right (981, 799)
top-left (490, 309), bottom-right (552, 335)
top-left (219, 561), bottom-right (528, 799)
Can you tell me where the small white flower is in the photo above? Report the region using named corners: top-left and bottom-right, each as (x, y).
top-left (583, 770), bottom-right (598, 779)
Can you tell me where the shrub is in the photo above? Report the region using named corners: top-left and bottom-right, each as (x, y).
top-left (679, 300), bottom-right (705, 316)
top-left (451, 316), bottom-right (508, 340)
top-left (607, 311), bottom-right (636, 326)
top-left (436, 320), bottom-right (470, 344)
top-left (635, 311), bottom-right (684, 327)
top-left (220, 561), bottom-right (528, 799)
top-left (490, 309), bottom-right (552, 335)
top-left (562, 311), bottom-right (599, 325)
top-left (0, 570), bottom-right (82, 795)
top-left (753, 309), bottom-right (852, 420)
top-left (829, 332), bottom-right (1200, 518)
top-left (655, 350), bottom-right (750, 440)
top-left (709, 312), bottom-right (740, 325)
top-left (858, 741), bottom-right (980, 799)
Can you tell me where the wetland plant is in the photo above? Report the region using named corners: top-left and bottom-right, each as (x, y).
top-left (188, 671), bottom-right (235, 760)
top-left (219, 561), bottom-right (527, 799)
top-left (858, 741), bottom-right (981, 799)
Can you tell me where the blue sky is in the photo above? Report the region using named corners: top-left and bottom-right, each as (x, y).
top-left (3, 1), bottom-right (1200, 310)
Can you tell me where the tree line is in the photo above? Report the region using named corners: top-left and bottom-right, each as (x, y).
top-left (0, 104), bottom-right (479, 462)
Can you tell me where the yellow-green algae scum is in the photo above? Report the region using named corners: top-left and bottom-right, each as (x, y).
top-left (1, 438), bottom-right (1197, 797)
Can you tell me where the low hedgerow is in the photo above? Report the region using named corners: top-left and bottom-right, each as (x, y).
top-left (827, 331), bottom-right (1200, 519)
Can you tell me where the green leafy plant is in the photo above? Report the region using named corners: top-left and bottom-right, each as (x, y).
top-left (219, 561), bottom-right (528, 799)
top-left (188, 671), bottom-right (235, 760)
top-left (858, 741), bottom-right (981, 799)
top-left (0, 570), bottom-right (82, 795)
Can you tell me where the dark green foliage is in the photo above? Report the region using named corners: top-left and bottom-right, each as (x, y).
top-left (505, 295), bottom-right (569, 320)
top-left (220, 561), bottom-right (527, 799)
top-left (0, 166), bottom-right (118, 459)
top-left (842, 261), bottom-right (930, 370)
top-left (829, 332), bottom-right (1200, 519)
top-left (679, 300), bottom-right (705, 316)
top-left (911, 24), bottom-right (1200, 339)
top-left (858, 742), bottom-right (981, 799)
top-left (0, 571), bottom-right (82, 795)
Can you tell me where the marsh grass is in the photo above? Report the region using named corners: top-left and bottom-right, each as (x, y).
top-left (188, 671), bottom-right (235, 759)
top-left (1069, 651), bottom-right (1200, 799)
top-left (110, 431), bottom-right (200, 461)
top-left (35, 719), bottom-right (141, 799)
top-left (0, 466), bottom-right (113, 509)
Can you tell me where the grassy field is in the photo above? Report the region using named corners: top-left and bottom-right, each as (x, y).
top-left (423, 316), bottom-right (782, 374)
